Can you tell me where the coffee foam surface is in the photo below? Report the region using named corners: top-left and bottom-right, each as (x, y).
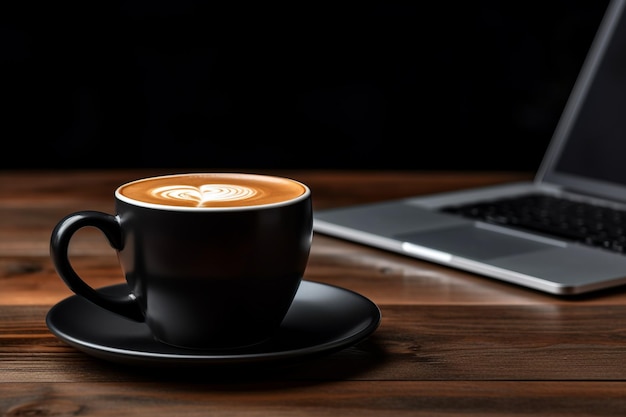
top-left (116, 173), bottom-right (308, 209)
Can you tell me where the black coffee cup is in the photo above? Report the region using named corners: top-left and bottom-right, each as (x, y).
top-left (50, 173), bottom-right (312, 350)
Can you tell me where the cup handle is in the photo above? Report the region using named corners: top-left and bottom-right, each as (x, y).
top-left (50, 210), bottom-right (144, 322)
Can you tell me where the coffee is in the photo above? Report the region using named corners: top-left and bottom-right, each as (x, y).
top-left (117, 173), bottom-right (308, 209)
top-left (50, 172), bottom-right (313, 349)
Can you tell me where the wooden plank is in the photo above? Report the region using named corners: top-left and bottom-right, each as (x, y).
top-left (3, 304), bottom-right (626, 382)
top-left (1, 381), bottom-right (625, 416)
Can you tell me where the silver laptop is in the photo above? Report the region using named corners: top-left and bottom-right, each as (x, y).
top-left (313, 0), bottom-right (626, 296)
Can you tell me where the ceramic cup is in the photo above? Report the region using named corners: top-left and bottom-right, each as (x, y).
top-left (50, 172), bottom-right (313, 350)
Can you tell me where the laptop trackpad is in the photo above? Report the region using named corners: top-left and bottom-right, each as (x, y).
top-left (396, 224), bottom-right (555, 261)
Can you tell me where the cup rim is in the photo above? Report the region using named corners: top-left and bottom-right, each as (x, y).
top-left (114, 172), bottom-right (311, 212)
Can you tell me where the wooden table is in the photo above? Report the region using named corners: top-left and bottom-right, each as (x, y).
top-left (2, 169), bottom-right (626, 416)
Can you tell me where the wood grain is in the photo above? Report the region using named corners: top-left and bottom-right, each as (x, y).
top-left (2, 169), bottom-right (626, 416)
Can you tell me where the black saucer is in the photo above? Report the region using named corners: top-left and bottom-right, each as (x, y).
top-left (46, 280), bottom-right (381, 367)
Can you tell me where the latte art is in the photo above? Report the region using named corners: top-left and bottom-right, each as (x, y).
top-left (153, 184), bottom-right (258, 206)
top-left (116, 173), bottom-right (309, 209)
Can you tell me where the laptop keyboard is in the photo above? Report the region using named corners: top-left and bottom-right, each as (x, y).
top-left (440, 193), bottom-right (626, 254)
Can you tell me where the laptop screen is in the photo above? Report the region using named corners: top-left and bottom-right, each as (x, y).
top-left (539, 0), bottom-right (626, 201)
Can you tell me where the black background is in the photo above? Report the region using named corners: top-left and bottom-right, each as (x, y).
top-left (2, 1), bottom-right (611, 171)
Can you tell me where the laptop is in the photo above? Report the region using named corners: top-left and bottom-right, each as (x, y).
top-left (313, 0), bottom-right (626, 296)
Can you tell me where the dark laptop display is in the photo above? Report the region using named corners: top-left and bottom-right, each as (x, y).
top-left (543, 0), bottom-right (626, 194)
